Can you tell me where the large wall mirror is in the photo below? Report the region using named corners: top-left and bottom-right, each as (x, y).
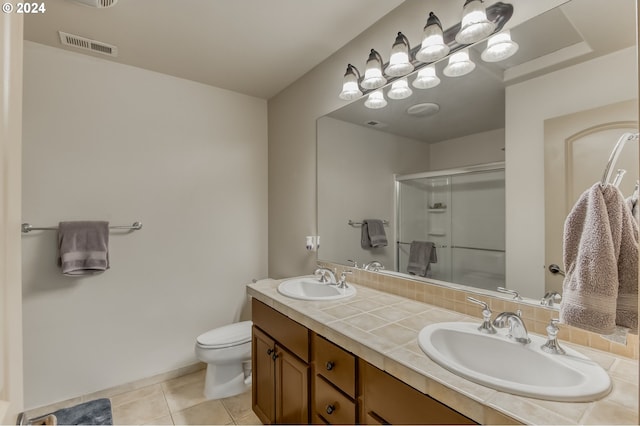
top-left (317, 0), bottom-right (638, 304)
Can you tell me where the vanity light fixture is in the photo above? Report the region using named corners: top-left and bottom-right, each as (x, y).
top-left (443, 49), bottom-right (475, 77)
top-left (337, 2), bottom-right (514, 101)
top-left (455, 0), bottom-right (496, 45)
top-left (361, 49), bottom-right (387, 90)
top-left (388, 78), bottom-right (413, 100)
top-left (339, 64), bottom-right (363, 100)
top-left (364, 90), bottom-right (388, 109)
top-left (415, 12), bottom-right (450, 63)
top-left (481, 30), bottom-right (519, 62)
top-left (385, 32), bottom-right (414, 77)
top-left (412, 65), bottom-right (440, 89)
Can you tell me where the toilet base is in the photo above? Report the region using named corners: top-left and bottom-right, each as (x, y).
top-left (203, 362), bottom-right (251, 400)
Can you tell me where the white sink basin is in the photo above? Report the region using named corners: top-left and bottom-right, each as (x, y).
top-left (418, 322), bottom-right (611, 402)
top-left (277, 276), bottom-right (356, 301)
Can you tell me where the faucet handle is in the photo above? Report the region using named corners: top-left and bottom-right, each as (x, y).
top-left (497, 287), bottom-right (523, 301)
top-left (338, 270), bottom-right (352, 289)
top-left (467, 297), bottom-right (497, 334)
top-left (541, 319), bottom-right (566, 355)
top-left (347, 259), bottom-right (359, 269)
top-left (540, 291), bottom-right (562, 307)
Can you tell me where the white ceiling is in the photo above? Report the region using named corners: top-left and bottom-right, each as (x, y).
top-left (24, 0), bottom-right (404, 99)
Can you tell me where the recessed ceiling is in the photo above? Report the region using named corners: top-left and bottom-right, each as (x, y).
top-left (23, 0), bottom-right (404, 99)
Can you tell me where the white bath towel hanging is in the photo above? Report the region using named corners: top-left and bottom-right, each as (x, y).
top-left (560, 183), bottom-right (638, 334)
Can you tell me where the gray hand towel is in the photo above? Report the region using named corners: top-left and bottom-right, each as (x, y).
top-left (406, 241), bottom-right (437, 277)
top-left (361, 219), bottom-right (388, 249)
top-left (560, 183), bottom-right (638, 334)
top-left (58, 221), bottom-right (110, 276)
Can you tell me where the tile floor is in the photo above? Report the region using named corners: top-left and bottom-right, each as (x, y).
top-left (26, 368), bottom-right (262, 425)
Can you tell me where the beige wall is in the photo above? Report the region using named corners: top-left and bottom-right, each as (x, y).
top-left (21, 42), bottom-right (268, 408)
top-left (317, 117), bottom-right (431, 269)
top-left (429, 128), bottom-right (505, 170)
top-left (0, 11), bottom-right (24, 424)
top-left (506, 46), bottom-right (638, 298)
top-left (267, 0), bottom-right (566, 278)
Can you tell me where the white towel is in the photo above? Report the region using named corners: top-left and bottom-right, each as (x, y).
top-left (560, 183), bottom-right (638, 334)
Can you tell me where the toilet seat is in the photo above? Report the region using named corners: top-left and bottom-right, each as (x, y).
top-left (196, 320), bottom-right (252, 349)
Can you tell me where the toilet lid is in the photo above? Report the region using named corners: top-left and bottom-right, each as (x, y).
top-left (196, 320), bottom-right (253, 349)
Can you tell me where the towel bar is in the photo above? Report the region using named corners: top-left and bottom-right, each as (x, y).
top-left (348, 219), bottom-right (389, 227)
top-left (21, 221), bottom-right (143, 233)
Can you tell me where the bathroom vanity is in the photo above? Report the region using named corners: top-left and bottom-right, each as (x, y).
top-left (248, 278), bottom-right (638, 425)
top-left (251, 298), bottom-right (474, 425)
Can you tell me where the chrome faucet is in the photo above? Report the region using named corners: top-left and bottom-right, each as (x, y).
top-left (314, 267), bottom-right (337, 284)
top-left (540, 291), bottom-right (562, 307)
top-left (467, 297), bottom-right (497, 334)
top-left (363, 260), bottom-right (384, 272)
top-left (337, 270), bottom-right (352, 289)
top-left (493, 311), bottom-right (531, 344)
top-left (540, 319), bottom-right (566, 355)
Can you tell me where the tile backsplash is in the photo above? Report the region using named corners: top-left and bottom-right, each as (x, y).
top-left (320, 262), bottom-right (638, 359)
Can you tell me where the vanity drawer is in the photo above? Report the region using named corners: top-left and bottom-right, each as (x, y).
top-left (312, 333), bottom-right (356, 398)
top-left (252, 298), bottom-right (309, 362)
top-left (314, 375), bottom-right (356, 425)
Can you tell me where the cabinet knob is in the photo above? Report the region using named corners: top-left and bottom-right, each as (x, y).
top-left (267, 348), bottom-right (274, 356)
top-left (272, 352), bottom-right (279, 361)
top-left (326, 405), bottom-right (335, 415)
top-left (325, 361), bottom-right (335, 371)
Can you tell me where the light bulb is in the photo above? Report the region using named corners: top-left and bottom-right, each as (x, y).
top-left (416, 12), bottom-right (450, 63)
top-left (455, 0), bottom-right (496, 45)
top-left (412, 65), bottom-right (440, 89)
top-left (481, 30), bottom-right (519, 62)
top-left (388, 79), bottom-right (413, 100)
top-left (443, 50), bottom-right (475, 77)
top-left (364, 90), bottom-right (387, 109)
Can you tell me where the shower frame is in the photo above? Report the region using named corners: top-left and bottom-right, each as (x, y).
top-left (394, 161), bottom-right (505, 287)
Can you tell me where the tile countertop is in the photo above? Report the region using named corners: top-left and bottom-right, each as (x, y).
top-left (247, 278), bottom-right (639, 425)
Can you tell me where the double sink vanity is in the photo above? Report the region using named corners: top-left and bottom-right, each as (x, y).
top-left (248, 272), bottom-right (638, 425)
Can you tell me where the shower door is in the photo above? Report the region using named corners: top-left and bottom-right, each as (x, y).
top-left (396, 166), bottom-right (505, 291)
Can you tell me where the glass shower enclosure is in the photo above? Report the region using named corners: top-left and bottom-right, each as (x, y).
top-left (396, 163), bottom-right (505, 291)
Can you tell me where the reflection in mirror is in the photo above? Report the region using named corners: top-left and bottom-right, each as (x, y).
top-left (396, 165), bottom-right (505, 291)
top-left (317, 0), bottom-right (638, 304)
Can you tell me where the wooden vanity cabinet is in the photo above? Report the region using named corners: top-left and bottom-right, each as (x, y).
top-left (311, 333), bottom-right (357, 424)
top-left (252, 299), bottom-right (310, 425)
top-left (252, 298), bottom-right (476, 425)
top-left (359, 360), bottom-right (477, 425)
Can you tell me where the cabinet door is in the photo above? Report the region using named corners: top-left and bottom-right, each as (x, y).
top-left (360, 360), bottom-right (476, 425)
top-left (275, 345), bottom-right (309, 425)
top-left (252, 326), bottom-right (276, 424)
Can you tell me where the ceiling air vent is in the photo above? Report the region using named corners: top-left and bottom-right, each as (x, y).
top-left (58, 31), bottom-right (118, 57)
top-left (67, 0), bottom-right (118, 8)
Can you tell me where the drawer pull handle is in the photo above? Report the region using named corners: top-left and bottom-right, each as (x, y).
top-left (325, 361), bottom-right (335, 371)
top-left (326, 405), bottom-right (335, 415)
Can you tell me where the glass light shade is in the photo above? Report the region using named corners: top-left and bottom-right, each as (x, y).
top-left (455, 0), bottom-right (496, 44)
top-left (364, 90), bottom-right (387, 109)
top-left (481, 30), bottom-right (519, 62)
top-left (361, 49), bottom-right (387, 90)
top-left (388, 79), bottom-right (413, 100)
top-left (412, 65), bottom-right (440, 89)
top-left (385, 32), bottom-right (414, 77)
top-left (443, 50), bottom-right (475, 77)
top-left (416, 12), bottom-right (450, 63)
top-left (338, 64), bottom-right (362, 100)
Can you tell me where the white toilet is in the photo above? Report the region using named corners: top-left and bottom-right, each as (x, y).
top-left (194, 320), bottom-right (253, 400)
